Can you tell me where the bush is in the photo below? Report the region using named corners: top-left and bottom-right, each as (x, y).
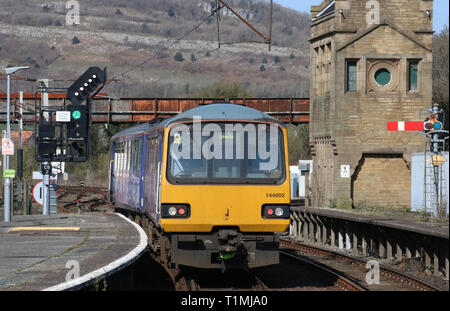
top-left (174, 52), bottom-right (184, 62)
top-left (190, 53), bottom-right (196, 62)
top-left (262, 57), bottom-right (268, 64)
top-left (191, 82), bottom-right (253, 99)
top-left (274, 56), bottom-right (281, 63)
top-left (259, 65), bottom-right (266, 72)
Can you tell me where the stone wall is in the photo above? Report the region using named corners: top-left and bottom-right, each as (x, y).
top-left (352, 154), bottom-right (412, 209)
top-left (309, 0), bottom-right (433, 208)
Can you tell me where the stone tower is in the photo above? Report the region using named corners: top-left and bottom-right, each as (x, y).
top-left (309, 0), bottom-right (433, 209)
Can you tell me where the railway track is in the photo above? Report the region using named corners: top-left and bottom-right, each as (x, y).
top-left (56, 185), bottom-right (114, 213)
top-left (150, 245), bottom-right (367, 291)
top-left (280, 239), bottom-right (443, 291)
top-left (279, 250), bottom-right (366, 291)
top-left (55, 187), bottom-right (444, 291)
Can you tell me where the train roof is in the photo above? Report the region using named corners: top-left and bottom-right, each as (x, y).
top-left (111, 103), bottom-right (286, 140)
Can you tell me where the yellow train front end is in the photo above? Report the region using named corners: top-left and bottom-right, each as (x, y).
top-left (158, 112), bottom-right (290, 269)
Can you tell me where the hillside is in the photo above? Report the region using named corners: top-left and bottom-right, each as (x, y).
top-left (0, 0), bottom-right (311, 98)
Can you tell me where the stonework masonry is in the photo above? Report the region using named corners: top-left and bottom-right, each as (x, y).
top-left (309, 0), bottom-right (433, 208)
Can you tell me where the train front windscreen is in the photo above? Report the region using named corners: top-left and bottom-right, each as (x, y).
top-left (167, 122), bottom-right (285, 185)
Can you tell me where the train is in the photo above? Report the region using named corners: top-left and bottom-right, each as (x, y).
top-left (109, 103), bottom-right (291, 269)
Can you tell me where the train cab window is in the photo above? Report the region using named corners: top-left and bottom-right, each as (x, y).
top-left (167, 122), bottom-right (285, 184)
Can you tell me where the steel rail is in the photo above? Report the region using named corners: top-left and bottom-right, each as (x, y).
top-left (280, 239), bottom-right (442, 291)
top-left (280, 250), bottom-right (367, 291)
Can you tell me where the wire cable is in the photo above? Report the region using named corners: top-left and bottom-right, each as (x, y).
top-left (114, 10), bottom-right (218, 79)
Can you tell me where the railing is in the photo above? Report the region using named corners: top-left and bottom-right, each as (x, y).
top-left (0, 94), bottom-right (310, 124)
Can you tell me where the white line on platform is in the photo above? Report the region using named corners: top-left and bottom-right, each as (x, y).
top-left (42, 213), bottom-right (148, 291)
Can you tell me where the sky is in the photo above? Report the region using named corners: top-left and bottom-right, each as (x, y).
top-left (274, 0), bottom-right (449, 33)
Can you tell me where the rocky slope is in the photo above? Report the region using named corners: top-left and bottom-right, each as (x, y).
top-left (0, 0), bottom-right (311, 98)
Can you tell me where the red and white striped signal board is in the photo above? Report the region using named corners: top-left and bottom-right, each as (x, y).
top-left (387, 121), bottom-right (423, 131)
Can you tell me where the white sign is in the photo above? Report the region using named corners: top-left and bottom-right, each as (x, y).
top-left (56, 111), bottom-right (71, 122)
top-left (32, 171), bottom-right (57, 181)
top-left (32, 181), bottom-right (44, 206)
top-left (341, 165), bottom-right (351, 178)
top-left (2, 138), bottom-right (14, 155)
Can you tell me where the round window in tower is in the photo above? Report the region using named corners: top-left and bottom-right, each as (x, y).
top-left (374, 68), bottom-right (391, 86)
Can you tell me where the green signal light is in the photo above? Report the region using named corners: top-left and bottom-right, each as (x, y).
top-left (219, 251), bottom-right (237, 260)
top-left (72, 110), bottom-right (82, 120)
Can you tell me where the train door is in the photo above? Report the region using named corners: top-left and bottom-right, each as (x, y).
top-left (143, 134), bottom-right (161, 219)
top-left (127, 138), bottom-right (143, 209)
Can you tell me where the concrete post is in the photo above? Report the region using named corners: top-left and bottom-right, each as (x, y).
top-left (433, 251), bottom-right (439, 276)
top-left (352, 232), bottom-right (358, 251)
top-left (305, 171), bottom-right (310, 208)
top-left (379, 240), bottom-right (386, 259)
top-left (425, 250), bottom-right (432, 269)
top-left (4, 75), bottom-right (11, 222)
top-left (308, 215), bottom-right (315, 241)
top-left (330, 226), bottom-right (336, 247)
top-left (445, 254), bottom-right (449, 280)
top-left (345, 229), bottom-right (351, 250)
top-left (386, 240), bottom-right (393, 259)
top-left (314, 216), bottom-right (322, 243)
top-left (406, 246), bottom-right (412, 259)
top-left (338, 230), bottom-right (344, 249)
top-left (396, 243), bottom-right (403, 261)
top-left (362, 235), bottom-right (367, 256)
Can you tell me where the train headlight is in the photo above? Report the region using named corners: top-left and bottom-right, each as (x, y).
top-left (168, 207), bottom-right (178, 216)
top-left (262, 205), bottom-right (290, 219)
top-left (162, 204), bottom-right (191, 219)
top-left (275, 208), bottom-right (284, 217)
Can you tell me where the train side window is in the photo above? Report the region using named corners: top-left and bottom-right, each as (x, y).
top-left (131, 139), bottom-right (137, 175)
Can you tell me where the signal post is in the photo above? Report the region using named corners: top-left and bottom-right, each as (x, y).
top-left (388, 103), bottom-right (448, 217)
top-left (35, 67), bottom-right (106, 216)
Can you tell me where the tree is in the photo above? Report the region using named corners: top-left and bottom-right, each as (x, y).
top-left (274, 56), bottom-right (281, 63)
top-left (174, 52), bottom-right (184, 62)
top-left (168, 7), bottom-right (175, 17)
top-left (432, 26), bottom-right (449, 131)
top-left (289, 52), bottom-right (295, 59)
top-left (259, 65), bottom-right (266, 72)
top-left (72, 36), bottom-right (80, 44)
top-left (286, 124), bottom-right (311, 164)
top-left (190, 53), bottom-right (196, 62)
top-left (262, 57), bottom-right (268, 64)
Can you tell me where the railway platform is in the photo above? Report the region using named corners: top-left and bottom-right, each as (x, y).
top-left (291, 205), bottom-right (449, 239)
top-left (0, 213), bottom-right (147, 291)
top-left (289, 205), bottom-right (449, 281)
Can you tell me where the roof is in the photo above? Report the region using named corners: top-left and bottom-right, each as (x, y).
top-left (112, 103), bottom-right (286, 140)
top-left (312, 0), bottom-right (335, 22)
top-left (337, 22), bottom-right (432, 53)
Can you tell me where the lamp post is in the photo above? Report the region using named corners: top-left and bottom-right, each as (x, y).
top-left (3, 66), bottom-right (29, 222)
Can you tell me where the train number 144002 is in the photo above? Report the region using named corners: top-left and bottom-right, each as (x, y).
top-left (265, 193), bottom-right (285, 198)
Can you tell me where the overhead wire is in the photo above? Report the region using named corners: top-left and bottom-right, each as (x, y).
top-left (114, 9), bottom-right (220, 80)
